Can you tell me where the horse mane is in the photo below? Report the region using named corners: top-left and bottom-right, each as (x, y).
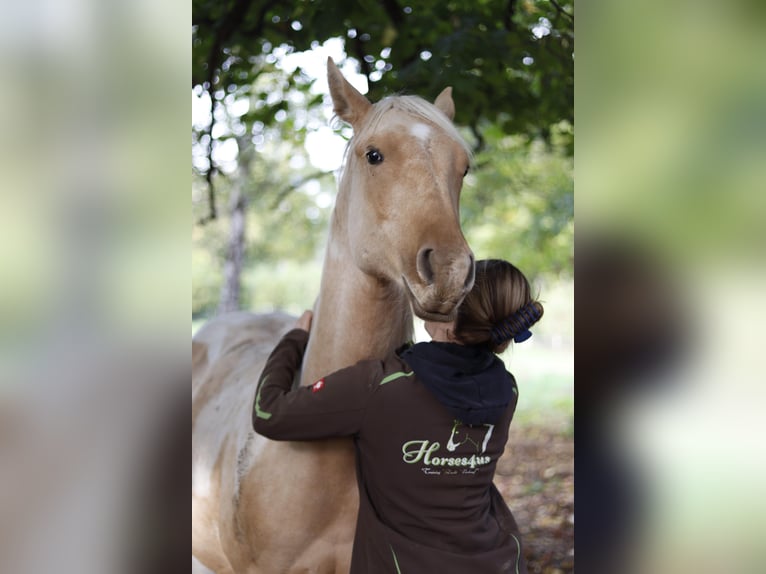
top-left (336, 94), bottom-right (473, 181)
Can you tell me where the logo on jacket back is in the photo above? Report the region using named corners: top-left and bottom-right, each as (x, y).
top-left (401, 420), bottom-right (495, 473)
top-left (446, 420), bottom-right (494, 454)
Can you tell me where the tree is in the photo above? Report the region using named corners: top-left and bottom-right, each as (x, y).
top-left (217, 135), bottom-right (252, 314)
top-left (192, 0), bottom-right (574, 313)
top-left (193, 0), bottom-right (574, 220)
top-left (461, 122), bottom-right (573, 279)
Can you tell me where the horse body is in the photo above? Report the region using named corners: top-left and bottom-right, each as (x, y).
top-left (192, 59), bottom-right (474, 573)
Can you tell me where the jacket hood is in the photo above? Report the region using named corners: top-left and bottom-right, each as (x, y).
top-left (400, 341), bottom-right (516, 425)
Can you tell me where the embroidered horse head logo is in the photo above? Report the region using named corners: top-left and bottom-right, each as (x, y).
top-left (446, 420), bottom-right (495, 455)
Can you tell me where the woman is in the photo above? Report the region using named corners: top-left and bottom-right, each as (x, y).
top-left (253, 259), bottom-right (543, 573)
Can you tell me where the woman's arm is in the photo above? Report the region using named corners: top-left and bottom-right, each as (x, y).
top-left (252, 312), bottom-right (381, 441)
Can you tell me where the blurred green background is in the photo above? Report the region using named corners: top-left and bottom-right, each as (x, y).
top-left (191, 0), bottom-right (574, 426)
top-left (577, 1), bottom-right (766, 571)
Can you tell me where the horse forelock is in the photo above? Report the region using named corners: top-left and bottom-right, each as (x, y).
top-left (337, 94), bottom-right (472, 182)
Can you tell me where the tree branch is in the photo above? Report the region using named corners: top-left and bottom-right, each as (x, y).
top-left (197, 82), bottom-right (220, 226)
top-left (198, 0), bottom-right (258, 225)
top-left (548, 0), bottom-right (574, 23)
top-left (380, 0), bottom-right (404, 26)
top-left (470, 123), bottom-right (486, 154)
top-left (204, 0), bottom-right (255, 92)
top-left (352, 34), bottom-right (373, 81)
top-left (197, 149), bottom-right (218, 225)
top-left (251, 0), bottom-right (279, 37)
top-left (269, 171), bottom-right (334, 209)
top-left (503, 0), bottom-right (518, 32)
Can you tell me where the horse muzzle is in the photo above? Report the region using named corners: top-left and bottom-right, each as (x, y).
top-left (403, 248), bottom-right (475, 322)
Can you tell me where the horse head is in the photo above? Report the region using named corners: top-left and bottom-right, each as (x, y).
top-left (446, 420), bottom-right (495, 454)
top-left (446, 419), bottom-right (466, 452)
top-left (327, 58), bottom-right (475, 322)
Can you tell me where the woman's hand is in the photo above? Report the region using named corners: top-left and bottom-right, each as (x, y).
top-left (294, 310), bottom-right (313, 333)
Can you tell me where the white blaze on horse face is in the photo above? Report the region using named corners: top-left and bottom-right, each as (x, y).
top-left (409, 122), bottom-right (431, 143)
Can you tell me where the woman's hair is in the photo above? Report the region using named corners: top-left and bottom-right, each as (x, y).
top-left (453, 259), bottom-right (544, 354)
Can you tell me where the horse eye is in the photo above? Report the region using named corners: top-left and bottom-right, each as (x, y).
top-left (463, 166), bottom-right (470, 177)
top-left (365, 148), bottom-right (384, 165)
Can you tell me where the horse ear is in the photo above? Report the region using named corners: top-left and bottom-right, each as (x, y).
top-left (434, 87), bottom-right (455, 121)
top-left (327, 57), bottom-right (372, 128)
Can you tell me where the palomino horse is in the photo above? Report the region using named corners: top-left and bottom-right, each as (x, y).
top-left (192, 58), bottom-right (475, 573)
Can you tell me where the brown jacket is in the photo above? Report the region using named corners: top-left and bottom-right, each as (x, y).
top-left (253, 329), bottom-right (527, 573)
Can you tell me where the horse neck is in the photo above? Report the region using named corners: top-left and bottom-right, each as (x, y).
top-left (300, 217), bottom-right (413, 387)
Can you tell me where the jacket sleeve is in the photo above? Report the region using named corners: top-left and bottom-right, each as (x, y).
top-left (252, 328), bottom-right (382, 441)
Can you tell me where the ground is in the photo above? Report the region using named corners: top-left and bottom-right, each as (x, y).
top-left (495, 423), bottom-right (574, 574)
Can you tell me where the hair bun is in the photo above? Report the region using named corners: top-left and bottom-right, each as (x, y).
top-left (490, 302), bottom-right (542, 345)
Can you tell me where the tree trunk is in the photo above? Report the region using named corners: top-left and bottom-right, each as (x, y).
top-left (217, 138), bottom-right (253, 314)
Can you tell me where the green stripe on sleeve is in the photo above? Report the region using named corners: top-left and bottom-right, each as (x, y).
top-left (390, 545), bottom-right (402, 574)
top-left (379, 370), bottom-right (414, 386)
top-left (253, 376), bottom-right (272, 420)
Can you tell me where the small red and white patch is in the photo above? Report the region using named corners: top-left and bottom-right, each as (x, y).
top-left (311, 379), bottom-right (325, 393)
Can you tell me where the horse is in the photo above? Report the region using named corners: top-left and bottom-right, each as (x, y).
top-left (192, 57), bottom-right (475, 574)
top-left (446, 420), bottom-right (496, 455)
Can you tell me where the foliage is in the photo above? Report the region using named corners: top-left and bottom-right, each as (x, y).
top-left (192, 236), bottom-right (222, 317)
top-left (191, 61), bottom-right (322, 224)
top-left (193, 0), bottom-right (573, 148)
top-left (461, 122), bottom-right (573, 280)
top-left (242, 260), bottom-right (323, 312)
top-left (191, 139), bottom-right (334, 315)
top-left (192, 0), bottom-right (574, 314)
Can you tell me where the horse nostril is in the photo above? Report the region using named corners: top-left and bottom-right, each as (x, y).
top-left (464, 254), bottom-right (476, 290)
top-left (417, 247), bottom-right (435, 285)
